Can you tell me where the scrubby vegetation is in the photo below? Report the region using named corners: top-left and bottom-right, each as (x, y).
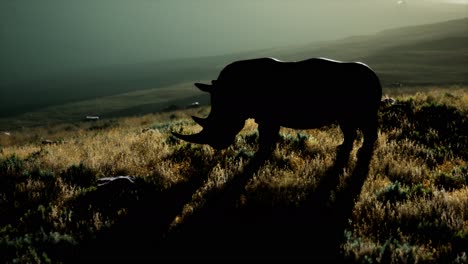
top-left (0, 87), bottom-right (467, 263)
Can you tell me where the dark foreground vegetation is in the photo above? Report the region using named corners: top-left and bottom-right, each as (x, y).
top-left (0, 88), bottom-right (467, 263)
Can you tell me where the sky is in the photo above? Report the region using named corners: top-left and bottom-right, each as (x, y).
top-left (1, 0), bottom-right (467, 81)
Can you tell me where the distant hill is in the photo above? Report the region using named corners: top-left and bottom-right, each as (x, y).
top-left (259, 16), bottom-right (468, 86)
top-left (1, 17), bottom-right (467, 129)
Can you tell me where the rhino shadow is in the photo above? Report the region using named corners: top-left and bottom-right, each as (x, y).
top-left (76, 161), bottom-right (215, 262)
top-left (156, 145), bottom-right (374, 262)
top-left (75, 143), bottom-right (372, 262)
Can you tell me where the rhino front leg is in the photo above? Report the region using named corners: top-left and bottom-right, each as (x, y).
top-left (338, 123), bottom-right (357, 154)
top-left (257, 122), bottom-right (280, 157)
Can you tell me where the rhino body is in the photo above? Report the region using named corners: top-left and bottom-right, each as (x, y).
top-left (173, 57), bottom-right (382, 154)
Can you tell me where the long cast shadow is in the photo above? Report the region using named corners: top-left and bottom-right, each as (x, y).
top-left (76, 144), bottom-right (373, 262)
top-left (76, 159), bottom-right (217, 261)
top-left (157, 146), bottom-right (374, 262)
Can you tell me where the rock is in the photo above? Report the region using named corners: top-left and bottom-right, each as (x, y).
top-left (97, 175), bottom-right (136, 188)
top-left (42, 139), bottom-right (55, 145)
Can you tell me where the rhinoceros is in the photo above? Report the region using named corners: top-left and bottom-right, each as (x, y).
top-left (172, 57), bottom-right (382, 155)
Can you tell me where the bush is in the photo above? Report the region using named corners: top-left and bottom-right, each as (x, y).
top-left (0, 155), bottom-right (25, 177)
top-left (0, 226), bottom-right (77, 264)
top-left (435, 166), bottom-right (467, 191)
top-left (381, 100), bottom-right (468, 162)
top-left (278, 132), bottom-right (309, 151)
top-left (60, 164), bottom-right (96, 187)
top-left (377, 181), bottom-right (409, 204)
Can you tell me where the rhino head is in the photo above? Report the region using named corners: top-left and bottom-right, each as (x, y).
top-left (172, 81), bottom-right (245, 150)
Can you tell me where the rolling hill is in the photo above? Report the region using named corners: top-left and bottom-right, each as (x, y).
top-left (1, 17), bottom-right (467, 130)
top-left (259, 16), bottom-right (468, 85)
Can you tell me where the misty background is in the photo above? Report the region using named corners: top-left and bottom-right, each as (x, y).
top-left (0, 0), bottom-right (467, 129)
top-left (1, 0), bottom-right (467, 82)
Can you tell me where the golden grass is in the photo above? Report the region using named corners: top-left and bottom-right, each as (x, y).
top-left (0, 87), bottom-right (467, 262)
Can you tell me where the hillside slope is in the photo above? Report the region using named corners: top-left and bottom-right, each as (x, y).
top-left (0, 89), bottom-right (467, 262)
top-left (264, 17), bottom-right (468, 85)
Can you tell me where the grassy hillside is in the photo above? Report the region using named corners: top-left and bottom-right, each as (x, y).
top-left (0, 82), bottom-right (209, 130)
top-left (0, 87), bottom-right (467, 262)
top-left (0, 58), bottom-right (217, 118)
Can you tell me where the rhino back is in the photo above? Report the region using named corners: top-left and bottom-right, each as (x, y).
top-left (214, 58), bottom-right (381, 127)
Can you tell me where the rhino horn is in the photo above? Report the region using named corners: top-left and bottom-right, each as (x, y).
top-left (171, 131), bottom-right (209, 145)
top-left (194, 82), bottom-right (212, 93)
top-left (191, 116), bottom-right (209, 127)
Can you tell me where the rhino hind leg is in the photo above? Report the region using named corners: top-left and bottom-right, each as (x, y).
top-left (358, 116), bottom-right (379, 157)
top-left (333, 123), bottom-right (356, 167)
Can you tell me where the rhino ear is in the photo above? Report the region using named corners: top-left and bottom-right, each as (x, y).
top-left (195, 82), bottom-right (212, 93)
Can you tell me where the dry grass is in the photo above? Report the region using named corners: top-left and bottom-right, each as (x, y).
top-left (0, 87), bottom-right (467, 262)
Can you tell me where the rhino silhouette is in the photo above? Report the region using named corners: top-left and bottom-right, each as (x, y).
top-left (173, 57), bottom-right (382, 155)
